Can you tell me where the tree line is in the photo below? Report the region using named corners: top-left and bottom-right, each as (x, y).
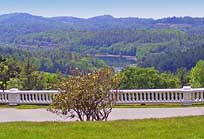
top-left (120, 60), bottom-right (204, 89)
top-left (1, 55), bottom-right (204, 91)
top-left (0, 56), bottom-right (64, 91)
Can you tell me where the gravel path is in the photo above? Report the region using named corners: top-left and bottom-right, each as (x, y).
top-left (0, 107), bottom-right (204, 122)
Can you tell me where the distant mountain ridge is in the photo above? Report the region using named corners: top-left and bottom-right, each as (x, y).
top-left (1, 13), bottom-right (204, 31)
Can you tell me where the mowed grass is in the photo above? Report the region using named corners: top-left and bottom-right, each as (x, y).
top-left (0, 104), bottom-right (48, 109)
top-left (0, 116), bottom-right (204, 139)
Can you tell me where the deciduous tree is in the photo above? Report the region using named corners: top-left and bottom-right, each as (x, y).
top-left (120, 67), bottom-right (180, 89)
top-left (0, 57), bottom-right (21, 91)
top-left (190, 60), bottom-right (204, 88)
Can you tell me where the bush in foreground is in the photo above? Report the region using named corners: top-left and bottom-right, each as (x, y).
top-left (49, 68), bottom-right (120, 121)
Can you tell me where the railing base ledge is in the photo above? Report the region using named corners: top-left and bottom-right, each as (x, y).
top-left (182, 101), bottom-right (192, 106)
top-left (8, 103), bottom-right (19, 106)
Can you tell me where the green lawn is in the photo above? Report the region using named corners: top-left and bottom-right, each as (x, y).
top-left (0, 116), bottom-right (204, 139)
top-left (0, 104), bottom-right (48, 109)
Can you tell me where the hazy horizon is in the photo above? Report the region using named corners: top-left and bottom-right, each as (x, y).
top-left (0, 0), bottom-right (204, 19)
top-left (1, 12), bottom-right (204, 20)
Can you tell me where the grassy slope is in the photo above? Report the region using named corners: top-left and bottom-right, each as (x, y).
top-left (0, 116), bottom-right (204, 139)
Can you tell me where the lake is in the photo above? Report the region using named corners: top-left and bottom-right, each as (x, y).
top-left (95, 55), bottom-right (137, 72)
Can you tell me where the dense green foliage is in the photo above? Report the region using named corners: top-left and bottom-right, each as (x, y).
top-left (141, 45), bottom-right (204, 72)
top-left (13, 29), bottom-right (182, 56)
top-left (1, 56), bottom-right (203, 90)
top-left (176, 68), bottom-right (189, 86)
top-left (0, 46), bottom-right (106, 74)
top-left (8, 28), bottom-right (204, 72)
top-left (0, 116), bottom-right (204, 139)
top-left (0, 57), bottom-right (65, 90)
top-left (119, 60), bottom-right (204, 89)
top-left (0, 57), bottom-right (21, 90)
top-left (120, 67), bottom-right (181, 89)
top-left (190, 60), bottom-right (204, 88)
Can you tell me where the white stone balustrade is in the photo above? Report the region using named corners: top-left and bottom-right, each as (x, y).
top-left (110, 86), bottom-right (204, 105)
top-left (0, 86), bottom-right (204, 106)
top-left (0, 89), bottom-right (58, 105)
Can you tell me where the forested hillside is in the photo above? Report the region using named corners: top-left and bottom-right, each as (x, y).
top-left (1, 13), bottom-right (204, 73)
top-left (0, 46), bottom-right (106, 74)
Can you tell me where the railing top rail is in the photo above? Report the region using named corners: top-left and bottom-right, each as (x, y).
top-left (110, 88), bottom-right (182, 93)
top-left (190, 88), bottom-right (204, 91)
top-left (18, 90), bottom-right (59, 93)
top-left (111, 86), bottom-right (204, 93)
top-left (0, 90), bottom-right (59, 94)
top-left (1, 86), bottom-right (204, 94)
top-left (0, 90), bottom-right (10, 93)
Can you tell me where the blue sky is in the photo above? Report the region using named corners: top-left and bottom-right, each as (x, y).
top-left (0, 0), bottom-right (203, 18)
